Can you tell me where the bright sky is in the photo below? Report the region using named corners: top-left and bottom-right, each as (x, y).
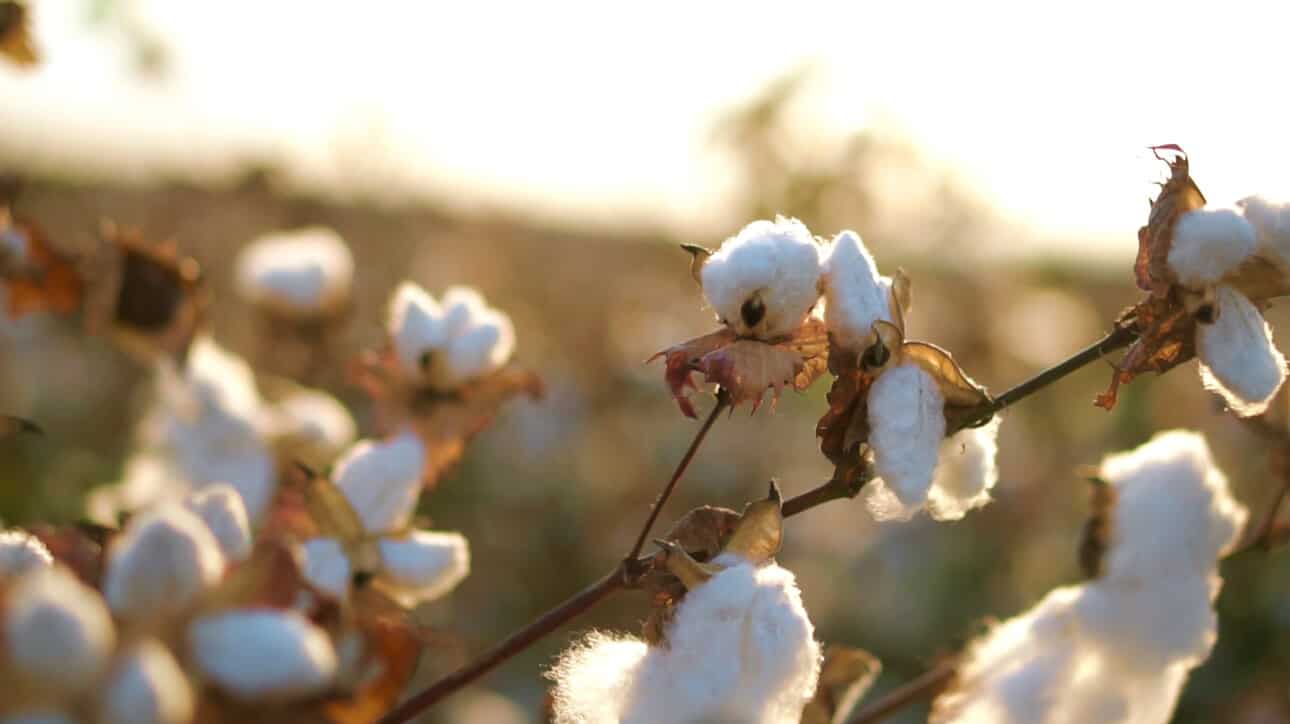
top-left (2, 0), bottom-right (1289, 251)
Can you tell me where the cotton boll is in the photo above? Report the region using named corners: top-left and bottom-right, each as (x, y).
top-left (860, 479), bottom-right (921, 522)
top-left (1238, 195), bottom-right (1290, 263)
top-left (184, 484), bottom-right (252, 562)
top-left (189, 610), bottom-right (337, 699)
top-left (927, 417), bottom-right (1002, 521)
top-left (549, 633), bottom-right (649, 724)
top-left (378, 530), bottom-right (470, 606)
top-left (821, 230), bottom-right (895, 353)
top-left (333, 431), bottom-right (426, 534)
top-left (235, 227), bottom-right (353, 316)
top-left (388, 282), bottom-right (447, 377)
top-left (429, 310), bottom-right (516, 390)
top-left (267, 389), bottom-right (357, 469)
top-left (5, 566), bottom-right (115, 695)
top-left (1073, 574), bottom-right (1218, 672)
top-left (1196, 285), bottom-right (1286, 416)
top-left (103, 504), bottom-right (226, 621)
top-left (99, 639), bottom-right (194, 724)
top-left (301, 538), bottom-right (352, 600)
top-left (0, 529), bottom-right (52, 578)
top-left (439, 286), bottom-right (490, 338)
top-left (1168, 208), bottom-right (1257, 286)
top-left (700, 217), bottom-right (822, 339)
top-left (1096, 430), bottom-right (1248, 580)
top-left (867, 363), bottom-right (946, 509)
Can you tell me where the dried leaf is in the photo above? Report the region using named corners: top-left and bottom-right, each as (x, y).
top-left (889, 268), bottom-right (912, 331)
top-left (816, 368), bottom-right (874, 467)
top-left (652, 317), bottom-right (829, 416)
top-left (1, 211), bottom-right (84, 318)
top-left (1097, 299), bottom-right (1196, 411)
top-left (721, 481), bottom-right (783, 565)
top-left (654, 538), bottom-right (722, 590)
top-left (639, 505), bottom-right (741, 645)
top-left (1134, 146), bottom-right (1206, 294)
top-left (0, 1), bottom-right (36, 67)
top-left (901, 341), bottom-right (991, 409)
top-left (801, 645), bottom-right (883, 724)
top-left (681, 243), bottom-right (712, 286)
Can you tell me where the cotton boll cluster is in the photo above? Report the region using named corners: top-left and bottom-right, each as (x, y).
top-left (932, 431), bottom-right (1247, 724)
top-left (549, 553), bottom-right (820, 723)
top-left (300, 431), bottom-right (471, 607)
top-left (699, 217), bottom-right (823, 340)
top-left (1163, 204), bottom-right (1290, 415)
top-left (387, 282), bottom-right (516, 391)
top-left (235, 227), bottom-right (354, 318)
top-left (820, 230), bottom-right (902, 353)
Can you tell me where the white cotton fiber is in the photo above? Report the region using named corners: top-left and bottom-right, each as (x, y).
top-left (549, 555), bottom-right (820, 723)
top-left (927, 417), bottom-right (1002, 521)
top-left (378, 530), bottom-right (471, 606)
top-left (1238, 195), bottom-right (1290, 265)
top-left (235, 227), bottom-right (353, 315)
top-left (333, 430), bottom-right (426, 534)
top-left (184, 484), bottom-right (252, 562)
top-left (103, 504), bottom-right (226, 621)
top-left (388, 281), bottom-right (448, 375)
top-left (0, 529), bottom-right (52, 578)
top-left (302, 537), bottom-right (352, 600)
top-left (386, 281), bottom-right (517, 389)
top-left (700, 217), bottom-right (822, 340)
top-left (1168, 208), bottom-right (1257, 286)
top-left (867, 363), bottom-right (946, 510)
top-left (99, 639), bottom-right (194, 724)
top-left (5, 566), bottom-right (115, 695)
top-left (1196, 285), bottom-right (1286, 416)
top-left (821, 230), bottom-right (896, 353)
top-left (189, 610), bottom-right (337, 699)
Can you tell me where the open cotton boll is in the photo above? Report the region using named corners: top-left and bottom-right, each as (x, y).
top-left (821, 230), bottom-right (895, 353)
top-left (1167, 208), bottom-right (1257, 286)
top-left (0, 529), bottom-right (52, 577)
top-left (867, 363), bottom-right (946, 512)
top-left (333, 431), bottom-right (426, 534)
top-left (235, 227), bottom-right (353, 315)
top-left (99, 639), bottom-right (194, 724)
top-left (183, 484), bottom-right (252, 562)
top-left (1237, 195), bottom-right (1290, 263)
top-left (429, 310), bottom-right (516, 390)
top-left (700, 217), bottom-right (822, 340)
top-left (188, 610), bottom-right (337, 700)
top-left (926, 417), bottom-right (1002, 522)
top-left (551, 555), bottom-right (819, 723)
top-left (1073, 573), bottom-right (1219, 672)
top-left (1196, 285), bottom-right (1286, 416)
top-left (1096, 430), bottom-right (1247, 580)
top-left (5, 565), bottom-right (115, 695)
top-left (388, 281), bottom-right (447, 377)
top-left (377, 530), bottom-right (470, 606)
top-left (103, 504), bottom-right (226, 621)
top-left (301, 538), bottom-right (352, 600)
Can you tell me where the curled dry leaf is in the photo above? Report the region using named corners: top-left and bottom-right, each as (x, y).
top-left (651, 317), bottom-right (829, 417)
top-left (352, 348), bottom-right (542, 488)
top-left (1, 208), bottom-right (84, 318)
top-left (1135, 145), bottom-right (1206, 294)
top-left (0, 1), bottom-right (36, 67)
top-left (801, 645), bottom-right (883, 724)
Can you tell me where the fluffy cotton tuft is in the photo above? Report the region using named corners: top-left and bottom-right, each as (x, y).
top-left (100, 639), bottom-right (195, 724)
top-left (301, 538), bottom-right (352, 600)
top-left (387, 282), bottom-right (515, 390)
top-left (183, 484), bottom-right (252, 562)
top-left (699, 217), bottom-right (823, 340)
top-left (103, 504), bottom-right (226, 621)
top-left (549, 555), bottom-right (820, 723)
top-left (1237, 195), bottom-right (1290, 264)
top-left (0, 529), bottom-right (53, 578)
top-left (1196, 285), bottom-right (1286, 416)
top-left (5, 566), bottom-right (115, 695)
top-left (188, 610), bottom-right (337, 699)
top-left (1167, 208), bottom-right (1257, 286)
top-left (266, 389), bottom-right (357, 470)
top-left (821, 230), bottom-right (897, 353)
top-left (333, 430), bottom-right (426, 534)
top-left (865, 363), bottom-right (946, 518)
top-left (932, 431), bottom-right (1248, 724)
top-left (377, 530), bottom-right (471, 606)
top-left (927, 417), bottom-right (1003, 521)
top-left (235, 227), bottom-right (353, 315)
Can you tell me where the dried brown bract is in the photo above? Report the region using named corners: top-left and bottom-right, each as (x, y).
top-left (0, 1), bottom-right (36, 67)
top-left (1, 207), bottom-right (84, 319)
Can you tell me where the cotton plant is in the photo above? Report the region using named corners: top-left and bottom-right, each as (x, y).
top-left (931, 430), bottom-right (1248, 724)
top-left (298, 430), bottom-right (471, 608)
top-left (549, 485), bottom-right (822, 723)
top-left (1101, 148), bottom-right (1290, 415)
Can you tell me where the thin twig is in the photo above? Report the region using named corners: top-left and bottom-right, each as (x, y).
top-left (376, 569), bottom-right (625, 724)
top-left (847, 660), bottom-right (956, 724)
top-left (382, 392), bottom-right (729, 722)
top-left (625, 389), bottom-right (730, 562)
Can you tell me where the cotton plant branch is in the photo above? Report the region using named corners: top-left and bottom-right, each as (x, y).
top-left (381, 325), bottom-right (1142, 722)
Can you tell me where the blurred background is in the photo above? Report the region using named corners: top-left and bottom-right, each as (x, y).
top-left (3, 1), bottom-right (1290, 722)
